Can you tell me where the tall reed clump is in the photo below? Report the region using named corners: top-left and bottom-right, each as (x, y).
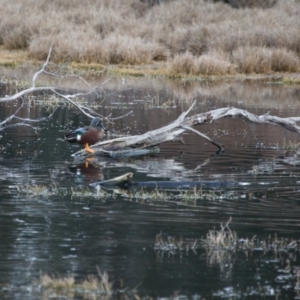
top-left (0, 0), bottom-right (299, 74)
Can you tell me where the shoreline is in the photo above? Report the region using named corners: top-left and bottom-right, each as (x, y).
top-left (1, 48), bottom-right (300, 85)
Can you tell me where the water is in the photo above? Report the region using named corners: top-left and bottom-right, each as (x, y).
top-left (0, 73), bottom-right (300, 299)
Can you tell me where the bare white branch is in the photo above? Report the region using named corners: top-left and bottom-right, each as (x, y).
top-left (32, 42), bottom-right (54, 87)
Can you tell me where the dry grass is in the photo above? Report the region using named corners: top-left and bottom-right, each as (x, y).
top-left (0, 0), bottom-right (299, 75)
top-left (40, 268), bottom-right (112, 296)
top-left (40, 274), bottom-right (75, 290)
top-left (11, 183), bottom-right (58, 198)
top-left (232, 46), bottom-right (300, 73)
top-left (169, 51), bottom-right (236, 76)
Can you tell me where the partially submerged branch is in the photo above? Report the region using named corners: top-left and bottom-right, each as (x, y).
top-left (73, 105), bottom-right (300, 158)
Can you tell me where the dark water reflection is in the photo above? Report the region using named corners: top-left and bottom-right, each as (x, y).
top-left (0, 74), bottom-right (300, 299)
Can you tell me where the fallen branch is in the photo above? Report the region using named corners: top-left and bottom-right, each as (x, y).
top-left (73, 104), bottom-right (300, 158)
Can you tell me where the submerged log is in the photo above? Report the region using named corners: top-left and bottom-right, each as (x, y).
top-left (89, 172), bottom-right (236, 190)
top-left (72, 102), bottom-right (300, 158)
top-left (91, 172), bottom-right (134, 186)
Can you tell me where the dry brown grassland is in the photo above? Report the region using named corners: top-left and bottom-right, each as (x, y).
top-left (0, 0), bottom-right (300, 78)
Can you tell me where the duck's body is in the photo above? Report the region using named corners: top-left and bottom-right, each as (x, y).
top-left (65, 117), bottom-right (106, 153)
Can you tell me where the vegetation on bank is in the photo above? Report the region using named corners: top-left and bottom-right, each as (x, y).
top-left (0, 0), bottom-right (299, 77)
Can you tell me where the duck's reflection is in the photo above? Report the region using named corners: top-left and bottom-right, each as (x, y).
top-left (68, 159), bottom-right (104, 183)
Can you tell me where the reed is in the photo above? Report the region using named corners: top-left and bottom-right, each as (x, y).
top-left (202, 217), bottom-right (237, 251)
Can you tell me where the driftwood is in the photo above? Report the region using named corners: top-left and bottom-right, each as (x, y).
top-left (73, 102), bottom-right (300, 158)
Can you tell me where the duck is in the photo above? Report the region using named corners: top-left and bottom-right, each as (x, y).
top-left (64, 117), bottom-right (106, 153)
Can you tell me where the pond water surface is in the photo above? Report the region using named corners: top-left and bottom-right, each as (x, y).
top-left (0, 70), bottom-right (300, 299)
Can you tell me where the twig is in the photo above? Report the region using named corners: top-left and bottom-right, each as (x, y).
top-left (107, 111), bottom-right (133, 121)
top-left (51, 89), bottom-right (96, 119)
top-left (181, 124), bottom-right (224, 151)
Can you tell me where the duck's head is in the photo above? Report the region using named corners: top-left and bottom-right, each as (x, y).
top-left (91, 117), bottom-right (106, 131)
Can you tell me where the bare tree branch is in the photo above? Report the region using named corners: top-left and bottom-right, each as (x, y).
top-left (32, 42), bottom-right (54, 87)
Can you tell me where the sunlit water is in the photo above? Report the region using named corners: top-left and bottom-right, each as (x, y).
top-left (0, 73), bottom-right (300, 299)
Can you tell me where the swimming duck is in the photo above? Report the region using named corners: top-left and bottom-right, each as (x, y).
top-left (64, 117), bottom-right (106, 153)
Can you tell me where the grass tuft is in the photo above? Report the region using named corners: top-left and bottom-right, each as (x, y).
top-left (40, 268), bottom-right (112, 296)
top-left (202, 217), bottom-right (237, 251)
top-left (40, 274), bottom-right (75, 290)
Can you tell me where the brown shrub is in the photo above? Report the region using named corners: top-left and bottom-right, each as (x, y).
top-left (232, 46), bottom-right (273, 74)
